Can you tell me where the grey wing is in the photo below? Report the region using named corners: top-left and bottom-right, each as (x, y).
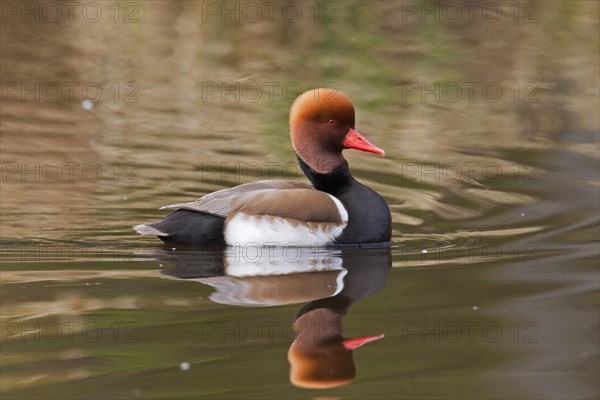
top-left (160, 180), bottom-right (315, 217)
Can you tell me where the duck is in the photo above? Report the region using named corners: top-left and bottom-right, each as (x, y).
top-left (134, 88), bottom-right (391, 246)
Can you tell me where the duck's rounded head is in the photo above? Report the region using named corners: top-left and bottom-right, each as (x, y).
top-left (290, 88), bottom-right (384, 174)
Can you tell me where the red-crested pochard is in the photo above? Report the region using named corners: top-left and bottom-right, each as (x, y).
top-left (134, 88), bottom-right (391, 246)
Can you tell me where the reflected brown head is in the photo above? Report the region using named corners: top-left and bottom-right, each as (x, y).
top-left (288, 342), bottom-right (356, 389)
top-left (287, 308), bottom-right (385, 389)
top-left (288, 308), bottom-right (355, 389)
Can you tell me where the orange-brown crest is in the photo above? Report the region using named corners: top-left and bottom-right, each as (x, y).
top-left (289, 88), bottom-right (355, 131)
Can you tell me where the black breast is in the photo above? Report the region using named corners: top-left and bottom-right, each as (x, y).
top-left (297, 156), bottom-right (391, 245)
top-left (335, 181), bottom-right (391, 244)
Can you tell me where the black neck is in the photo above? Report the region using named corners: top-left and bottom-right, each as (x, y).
top-left (296, 154), bottom-right (354, 195)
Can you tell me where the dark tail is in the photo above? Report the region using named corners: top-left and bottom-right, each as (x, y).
top-left (134, 209), bottom-right (226, 246)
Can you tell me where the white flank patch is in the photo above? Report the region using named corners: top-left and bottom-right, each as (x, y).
top-left (328, 194), bottom-right (349, 223)
top-left (224, 194), bottom-right (348, 246)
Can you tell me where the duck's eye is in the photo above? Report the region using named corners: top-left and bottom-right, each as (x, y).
top-left (328, 119), bottom-right (337, 125)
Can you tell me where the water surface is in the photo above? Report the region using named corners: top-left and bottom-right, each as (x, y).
top-left (1, 1), bottom-right (598, 399)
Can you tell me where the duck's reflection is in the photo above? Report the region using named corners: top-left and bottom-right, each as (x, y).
top-left (287, 248), bottom-right (390, 388)
top-left (157, 245), bottom-right (391, 389)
